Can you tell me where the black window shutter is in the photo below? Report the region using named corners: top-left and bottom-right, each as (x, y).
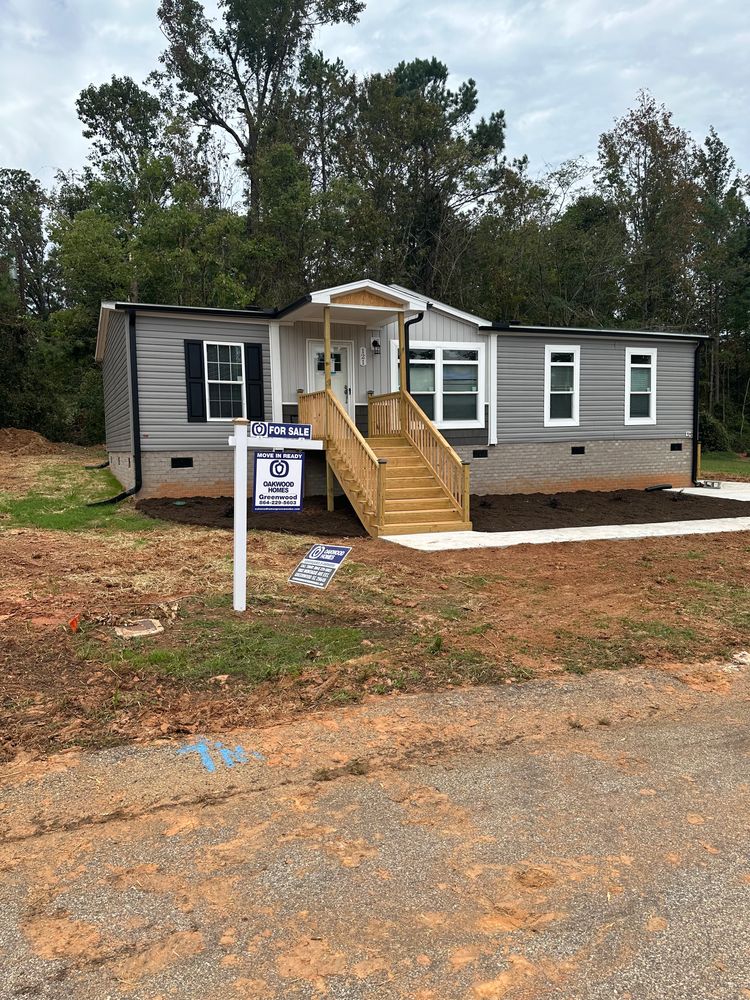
top-left (244, 343), bottom-right (265, 419)
top-left (184, 340), bottom-right (206, 422)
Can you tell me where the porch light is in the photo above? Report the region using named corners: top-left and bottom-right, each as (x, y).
top-left (371, 338), bottom-right (381, 356)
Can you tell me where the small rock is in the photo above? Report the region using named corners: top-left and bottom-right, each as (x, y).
top-left (732, 651), bottom-right (750, 666)
top-left (210, 674), bottom-right (230, 684)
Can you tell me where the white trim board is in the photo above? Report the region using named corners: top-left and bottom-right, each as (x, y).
top-left (382, 517), bottom-right (750, 551)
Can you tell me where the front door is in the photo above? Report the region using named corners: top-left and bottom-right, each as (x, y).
top-left (307, 341), bottom-right (354, 417)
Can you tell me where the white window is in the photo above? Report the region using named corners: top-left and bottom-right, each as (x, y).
top-left (625, 347), bottom-right (657, 425)
top-left (204, 341), bottom-right (245, 420)
top-left (390, 341), bottom-right (485, 427)
top-left (544, 344), bottom-right (580, 427)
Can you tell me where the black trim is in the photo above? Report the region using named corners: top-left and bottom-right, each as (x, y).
top-left (128, 310), bottom-right (142, 494)
top-left (114, 301), bottom-right (273, 318)
top-left (479, 322), bottom-right (707, 342)
top-left (403, 311), bottom-right (425, 393)
top-left (184, 340), bottom-right (207, 422)
top-left (274, 293), bottom-right (313, 319)
top-left (244, 342), bottom-right (265, 419)
top-left (691, 341), bottom-right (702, 483)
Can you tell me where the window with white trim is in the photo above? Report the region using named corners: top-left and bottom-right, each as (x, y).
top-left (625, 347), bottom-right (657, 425)
top-left (544, 345), bottom-right (580, 426)
top-left (204, 342), bottom-right (245, 420)
top-left (390, 341), bottom-right (485, 426)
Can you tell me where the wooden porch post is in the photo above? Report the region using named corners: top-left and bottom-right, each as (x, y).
top-left (398, 310), bottom-right (407, 434)
top-left (323, 305), bottom-right (332, 392)
top-left (323, 304), bottom-right (334, 511)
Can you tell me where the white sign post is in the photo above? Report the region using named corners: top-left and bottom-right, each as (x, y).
top-left (232, 418), bottom-right (249, 612)
top-left (230, 418), bottom-right (324, 613)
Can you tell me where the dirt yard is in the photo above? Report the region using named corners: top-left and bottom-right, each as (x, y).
top-left (140, 487), bottom-right (750, 534)
top-left (2, 446), bottom-right (750, 762)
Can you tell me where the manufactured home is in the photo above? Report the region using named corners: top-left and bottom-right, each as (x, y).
top-left (96, 279), bottom-right (704, 535)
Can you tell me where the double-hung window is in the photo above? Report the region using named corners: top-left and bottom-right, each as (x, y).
top-left (625, 348), bottom-right (657, 425)
top-left (544, 345), bottom-right (580, 426)
top-left (204, 342), bottom-right (245, 420)
top-left (391, 341), bottom-right (484, 427)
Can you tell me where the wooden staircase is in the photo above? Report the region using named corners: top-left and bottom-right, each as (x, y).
top-left (298, 388), bottom-right (472, 538)
top-left (368, 435), bottom-right (472, 535)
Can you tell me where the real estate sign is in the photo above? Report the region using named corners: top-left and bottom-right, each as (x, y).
top-left (253, 450), bottom-right (304, 512)
top-left (289, 544), bottom-right (352, 590)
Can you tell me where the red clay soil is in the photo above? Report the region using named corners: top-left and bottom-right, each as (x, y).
top-left (0, 428), bottom-right (84, 456)
top-left (138, 488), bottom-right (749, 535)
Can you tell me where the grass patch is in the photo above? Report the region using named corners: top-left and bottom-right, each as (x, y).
top-left (701, 451), bottom-right (750, 480)
top-left (95, 617), bottom-right (369, 685)
top-left (0, 466), bottom-right (156, 533)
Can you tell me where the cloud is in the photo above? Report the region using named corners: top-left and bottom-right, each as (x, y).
top-left (0, 0), bottom-right (747, 185)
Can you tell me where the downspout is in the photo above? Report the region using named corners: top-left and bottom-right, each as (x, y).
top-left (88, 309), bottom-right (143, 505)
top-left (403, 309), bottom-right (426, 392)
top-left (691, 340), bottom-right (702, 484)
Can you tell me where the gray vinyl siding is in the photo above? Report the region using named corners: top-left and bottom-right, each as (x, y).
top-left (102, 310), bottom-right (132, 452)
top-left (497, 334), bottom-right (696, 443)
top-left (135, 312), bottom-right (271, 451)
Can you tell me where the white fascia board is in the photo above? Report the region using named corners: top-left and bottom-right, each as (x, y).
top-left (95, 302), bottom-right (117, 362)
top-left (387, 283), bottom-right (491, 327)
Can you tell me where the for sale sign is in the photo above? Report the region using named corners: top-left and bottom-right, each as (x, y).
top-left (253, 451), bottom-right (304, 512)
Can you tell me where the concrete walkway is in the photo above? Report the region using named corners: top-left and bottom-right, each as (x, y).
top-left (383, 481), bottom-right (750, 552)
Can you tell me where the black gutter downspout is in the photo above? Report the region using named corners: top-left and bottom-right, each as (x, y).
top-left (88, 309), bottom-right (143, 506)
top-left (403, 310), bottom-right (426, 393)
top-left (691, 340), bottom-right (702, 484)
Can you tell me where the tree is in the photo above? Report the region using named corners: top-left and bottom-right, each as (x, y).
top-left (0, 170), bottom-right (55, 317)
top-left (597, 91), bottom-right (697, 328)
top-left (692, 128), bottom-right (750, 418)
top-left (154, 0), bottom-right (364, 228)
top-left (338, 57), bottom-right (505, 296)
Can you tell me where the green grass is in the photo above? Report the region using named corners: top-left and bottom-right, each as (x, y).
top-left (93, 618), bottom-right (369, 685)
top-left (0, 466), bottom-right (157, 533)
top-left (701, 450), bottom-right (750, 480)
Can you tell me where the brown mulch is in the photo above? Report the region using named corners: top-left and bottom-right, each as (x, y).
top-left (137, 495), bottom-right (368, 537)
top-left (469, 488), bottom-right (750, 531)
top-left (138, 489), bottom-right (750, 536)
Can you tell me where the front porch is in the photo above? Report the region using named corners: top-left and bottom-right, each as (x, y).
top-left (287, 286), bottom-right (472, 537)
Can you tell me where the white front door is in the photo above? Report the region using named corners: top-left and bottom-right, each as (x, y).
top-left (307, 341), bottom-right (354, 417)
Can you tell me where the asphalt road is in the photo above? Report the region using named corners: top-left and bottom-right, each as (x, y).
top-left (1, 664), bottom-right (749, 999)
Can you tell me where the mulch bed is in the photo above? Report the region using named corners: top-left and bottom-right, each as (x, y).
top-left (137, 495), bottom-right (368, 537)
top-left (138, 489), bottom-right (750, 535)
top-left (470, 489), bottom-right (750, 531)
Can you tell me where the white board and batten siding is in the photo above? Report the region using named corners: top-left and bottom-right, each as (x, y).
top-left (101, 310), bottom-right (133, 452)
top-left (135, 313), bottom-right (272, 451)
top-left (496, 334), bottom-right (696, 443)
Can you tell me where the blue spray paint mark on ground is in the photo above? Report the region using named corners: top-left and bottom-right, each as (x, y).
top-left (177, 739), bottom-right (267, 773)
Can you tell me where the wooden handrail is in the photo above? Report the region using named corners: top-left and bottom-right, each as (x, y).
top-left (402, 392), bottom-right (466, 514)
top-left (367, 389), bottom-right (470, 518)
top-left (299, 388), bottom-right (382, 521)
top-left (368, 391), bottom-right (400, 437)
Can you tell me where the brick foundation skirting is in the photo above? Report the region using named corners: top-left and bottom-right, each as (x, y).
top-left (109, 452), bottom-right (136, 491)
top-left (126, 438), bottom-right (693, 501)
top-left (135, 450), bottom-right (340, 500)
top-left (458, 438), bottom-right (693, 495)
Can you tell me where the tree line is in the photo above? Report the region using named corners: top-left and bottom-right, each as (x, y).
top-left (1, 0), bottom-right (748, 449)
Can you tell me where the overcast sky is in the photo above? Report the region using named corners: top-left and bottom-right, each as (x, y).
top-left (1, 0), bottom-right (748, 187)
